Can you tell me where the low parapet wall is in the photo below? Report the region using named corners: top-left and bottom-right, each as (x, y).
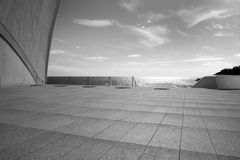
top-left (193, 76), bottom-right (217, 89)
top-left (47, 76), bottom-right (134, 86)
top-left (216, 75), bottom-right (240, 90)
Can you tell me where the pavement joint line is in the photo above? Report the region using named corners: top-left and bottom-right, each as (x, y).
top-left (137, 92), bottom-right (173, 160)
top-left (0, 128), bottom-right (50, 152)
top-left (137, 111), bottom-right (168, 160)
top-left (200, 107), bottom-right (219, 160)
top-left (0, 124), bottom-right (24, 139)
top-left (16, 131), bottom-right (68, 160)
top-left (96, 120), bottom-right (140, 160)
top-left (212, 107), bottom-right (240, 140)
top-left (0, 126), bottom-right (46, 149)
top-left (178, 91), bottom-right (186, 160)
top-left (59, 117), bottom-right (124, 159)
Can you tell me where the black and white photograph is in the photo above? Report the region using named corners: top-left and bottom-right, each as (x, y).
top-left (0, 0), bottom-right (240, 159)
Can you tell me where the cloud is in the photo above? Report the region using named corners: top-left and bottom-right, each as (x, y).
top-left (53, 38), bottom-right (66, 43)
top-left (183, 56), bottom-right (225, 62)
top-left (234, 53), bottom-right (240, 57)
top-left (73, 19), bottom-right (115, 27)
top-left (85, 56), bottom-right (110, 60)
top-left (50, 49), bottom-right (68, 55)
top-left (211, 23), bottom-right (224, 29)
top-left (202, 61), bottom-right (231, 67)
top-left (214, 32), bottom-right (233, 37)
top-left (128, 54), bottom-right (141, 58)
top-left (118, 24), bottom-right (169, 48)
top-left (75, 46), bottom-right (80, 49)
top-left (73, 18), bottom-right (169, 48)
top-left (119, 0), bottom-right (143, 12)
top-left (177, 8), bottom-right (230, 28)
top-left (201, 46), bottom-right (217, 51)
top-left (176, 29), bottom-right (191, 37)
top-left (139, 12), bottom-right (167, 23)
top-left (146, 61), bottom-right (173, 65)
top-left (124, 60), bottom-right (173, 66)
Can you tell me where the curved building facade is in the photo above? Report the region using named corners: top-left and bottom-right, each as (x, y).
top-left (0, 0), bottom-right (60, 86)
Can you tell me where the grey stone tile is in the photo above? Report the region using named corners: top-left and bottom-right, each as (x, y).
top-left (0, 127), bottom-right (45, 150)
top-left (149, 124), bottom-right (181, 150)
top-left (49, 106), bottom-right (91, 116)
top-left (184, 108), bottom-right (201, 116)
top-left (62, 138), bottom-right (115, 160)
top-left (141, 112), bottom-right (165, 124)
top-left (19, 134), bottom-right (89, 160)
top-left (121, 123), bottom-right (158, 145)
top-left (0, 109), bottom-right (32, 122)
top-left (224, 117), bottom-right (240, 131)
top-left (54, 117), bottom-right (116, 137)
top-left (180, 150), bottom-right (218, 160)
top-left (209, 129), bottom-right (240, 158)
top-left (200, 109), bottom-right (218, 117)
top-left (123, 111), bottom-right (150, 123)
top-left (216, 109), bottom-right (240, 118)
top-left (9, 112), bottom-right (51, 126)
top-left (183, 115), bottom-right (205, 128)
top-left (96, 121), bottom-right (136, 141)
top-left (0, 131), bottom-right (65, 160)
top-left (167, 107), bottom-right (184, 114)
top-left (99, 141), bottom-right (145, 160)
top-left (162, 113), bottom-right (183, 126)
top-left (152, 106), bottom-right (169, 113)
top-left (0, 123), bottom-right (22, 138)
top-left (140, 146), bottom-right (178, 160)
top-left (181, 127), bottom-right (215, 154)
top-left (22, 114), bottom-right (75, 130)
top-left (203, 116), bottom-right (229, 130)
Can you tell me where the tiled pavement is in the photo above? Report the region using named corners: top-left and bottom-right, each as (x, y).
top-left (0, 85), bottom-right (240, 160)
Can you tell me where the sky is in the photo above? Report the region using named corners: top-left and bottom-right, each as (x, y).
top-left (48, 0), bottom-right (240, 78)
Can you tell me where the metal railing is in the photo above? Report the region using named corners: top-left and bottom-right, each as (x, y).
top-left (47, 76), bottom-right (138, 87)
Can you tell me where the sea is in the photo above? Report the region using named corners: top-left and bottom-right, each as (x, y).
top-left (137, 76), bottom-right (198, 88)
top-left (47, 76), bottom-right (199, 88)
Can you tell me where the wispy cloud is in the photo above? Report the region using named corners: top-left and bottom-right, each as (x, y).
top-left (53, 38), bottom-right (66, 43)
top-left (202, 61), bottom-right (231, 67)
top-left (183, 56), bottom-right (225, 62)
top-left (119, 0), bottom-right (143, 12)
top-left (177, 7), bottom-right (230, 28)
top-left (124, 60), bottom-right (173, 66)
top-left (128, 54), bottom-right (141, 58)
top-left (73, 19), bottom-right (115, 27)
top-left (201, 46), bottom-right (217, 51)
top-left (85, 56), bottom-right (110, 60)
top-left (119, 24), bottom-right (169, 48)
top-left (50, 49), bottom-right (68, 55)
top-left (176, 29), bottom-right (191, 37)
top-left (139, 12), bottom-right (167, 23)
top-left (73, 18), bottom-right (169, 48)
top-left (214, 32), bottom-right (233, 37)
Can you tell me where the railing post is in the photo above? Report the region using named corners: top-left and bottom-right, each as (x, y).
top-left (132, 76), bottom-right (134, 88)
top-left (87, 76), bottom-right (90, 85)
top-left (108, 76), bottom-right (112, 86)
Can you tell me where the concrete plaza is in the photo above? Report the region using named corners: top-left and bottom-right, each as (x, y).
top-left (0, 85), bottom-right (240, 160)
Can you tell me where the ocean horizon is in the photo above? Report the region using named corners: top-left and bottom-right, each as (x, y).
top-left (47, 76), bottom-right (199, 88)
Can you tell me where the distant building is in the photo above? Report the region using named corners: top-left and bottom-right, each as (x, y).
top-left (0, 0), bottom-right (60, 86)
